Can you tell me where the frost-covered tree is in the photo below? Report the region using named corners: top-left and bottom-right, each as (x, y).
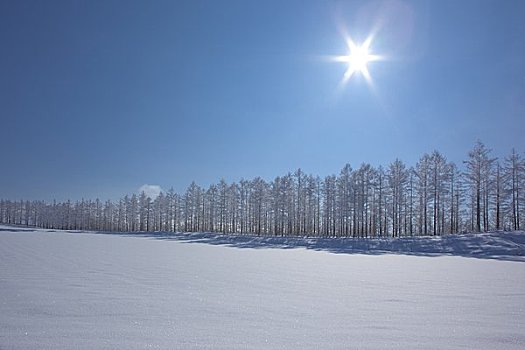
top-left (505, 149), bottom-right (523, 230)
top-left (337, 164), bottom-right (353, 237)
top-left (4, 142), bottom-right (525, 237)
top-left (448, 163), bottom-right (463, 234)
top-left (415, 153), bottom-right (431, 236)
top-left (388, 159), bottom-right (408, 237)
top-left (463, 141), bottom-right (496, 232)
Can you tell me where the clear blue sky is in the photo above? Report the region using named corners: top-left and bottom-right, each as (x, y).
top-left (1, 0), bottom-right (524, 201)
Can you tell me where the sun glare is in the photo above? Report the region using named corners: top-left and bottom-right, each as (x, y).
top-left (348, 45), bottom-right (370, 72)
top-left (332, 35), bottom-right (382, 88)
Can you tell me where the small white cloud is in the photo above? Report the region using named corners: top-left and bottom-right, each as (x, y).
top-left (138, 184), bottom-right (163, 199)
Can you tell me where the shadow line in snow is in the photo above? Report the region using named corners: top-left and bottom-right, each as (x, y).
top-left (97, 229), bottom-right (525, 262)
top-left (2, 225), bottom-right (523, 262)
top-left (0, 227), bottom-right (36, 233)
top-left (156, 231), bottom-right (525, 262)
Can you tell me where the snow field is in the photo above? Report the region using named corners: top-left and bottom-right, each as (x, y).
top-left (0, 225), bottom-right (524, 349)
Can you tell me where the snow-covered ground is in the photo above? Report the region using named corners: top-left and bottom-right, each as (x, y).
top-left (1, 225), bottom-right (524, 349)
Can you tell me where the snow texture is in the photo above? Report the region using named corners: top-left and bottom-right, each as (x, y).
top-left (1, 225), bottom-right (524, 349)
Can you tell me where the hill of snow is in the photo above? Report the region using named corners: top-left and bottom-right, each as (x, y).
top-left (1, 225), bottom-right (524, 349)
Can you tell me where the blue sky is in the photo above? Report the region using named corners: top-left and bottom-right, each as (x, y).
top-left (1, 0), bottom-right (524, 201)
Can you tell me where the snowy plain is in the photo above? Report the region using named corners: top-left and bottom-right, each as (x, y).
top-left (0, 225), bottom-right (524, 349)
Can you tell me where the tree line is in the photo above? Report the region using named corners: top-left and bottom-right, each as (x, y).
top-left (1, 141), bottom-right (523, 237)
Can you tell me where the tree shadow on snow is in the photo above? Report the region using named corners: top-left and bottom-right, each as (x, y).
top-left (0, 227), bottom-right (36, 233)
top-left (90, 229), bottom-right (525, 262)
top-left (3, 224), bottom-right (522, 262)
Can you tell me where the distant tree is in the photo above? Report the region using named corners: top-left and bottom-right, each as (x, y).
top-left (494, 162), bottom-right (503, 231)
top-left (505, 149), bottom-right (523, 230)
top-left (388, 159), bottom-right (408, 237)
top-left (337, 164), bottom-right (353, 237)
top-left (429, 151), bottom-right (451, 235)
top-left (448, 163), bottom-right (462, 234)
top-left (415, 154), bottom-right (431, 236)
top-left (376, 166), bottom-right (387, 237)
top-left (322, 175), bottom-right (337, 237)
top-left (464, 141), bottom-right (496, 232)
top-left (250, 177), bottom-right (267, 236)
top-left (165, 188), bottom-right (176, 232)
top-left (4, 142), bottom-right (525, 238)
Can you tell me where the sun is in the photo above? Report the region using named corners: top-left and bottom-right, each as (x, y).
top-left (332, 35), bottom-right (382, 87)
top-left (347, 45), bottom-right (372, 74)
